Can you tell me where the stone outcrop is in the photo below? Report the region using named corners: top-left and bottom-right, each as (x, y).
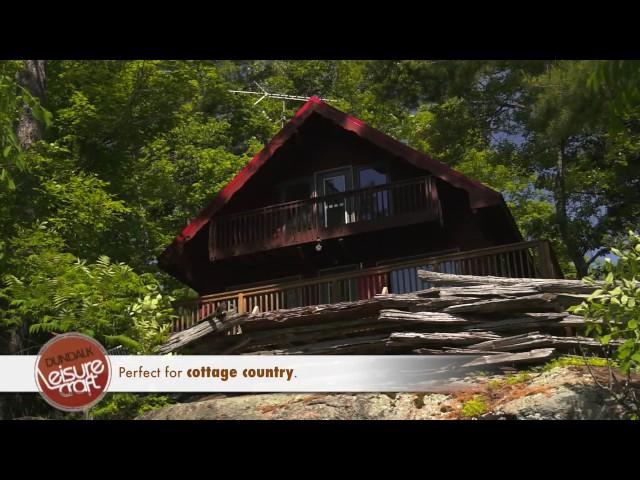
top-left (138, 366), bottom-right (625, 420)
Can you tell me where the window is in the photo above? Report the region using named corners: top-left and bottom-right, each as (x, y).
top-left (355, 165), bottom-right (390, 220)
top-left (323, 175), bottom-right (347, 195)
top-left (356, 166), bottom-right (388, 188)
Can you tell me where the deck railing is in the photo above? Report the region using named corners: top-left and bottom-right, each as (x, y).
top-left (172, 239), bottom-right (561, 333)
top-left (210, 176), bottom-right (441, 259)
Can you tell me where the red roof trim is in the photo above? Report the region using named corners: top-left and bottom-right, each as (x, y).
top-left (313, 101), bottom-right (502, 209)
top-left (172, 97), bottom-right (321, 245)
top-left (159, 96), bottom-right (503, 269)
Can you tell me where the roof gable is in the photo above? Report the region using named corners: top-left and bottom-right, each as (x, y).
top-left (178, 98), bottom-right (501, 238)
top-left (159, 97), bottom-right (506, 271)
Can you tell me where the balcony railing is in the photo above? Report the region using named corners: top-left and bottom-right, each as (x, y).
top-left (172, 239), bottom-right (562, 333)
top-left (209, 176), bottom-right (441, 259)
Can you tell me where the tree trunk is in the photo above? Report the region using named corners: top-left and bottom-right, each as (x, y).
top-left (555, 139), bottom-right (589, 278)
top-left (16, 60), bottom-right (46, 149)
top-left (12, 62), bottom-right (46, 335)
top-left (3, 61), bottom-right (47, 419)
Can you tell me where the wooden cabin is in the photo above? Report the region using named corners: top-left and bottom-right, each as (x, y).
top-left (159, 97), bottom-right (562, 332)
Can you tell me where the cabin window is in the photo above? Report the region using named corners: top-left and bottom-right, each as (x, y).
top-left (355, 165), bottom-right (390, 220)
top-left (356, 165), bottom-right (388, 188)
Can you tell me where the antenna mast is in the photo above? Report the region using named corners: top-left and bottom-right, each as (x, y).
top-left (229, 82), bottom-right (335, 127)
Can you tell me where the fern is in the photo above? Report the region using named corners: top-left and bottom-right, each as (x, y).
top-left (96, 255), bottom-right (111, 267)
top-left (2, 249), bottom-right (174, 353)
top-left (104, 334), bottom-right (142, 352)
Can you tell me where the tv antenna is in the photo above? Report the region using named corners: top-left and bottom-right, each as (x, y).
top-left (229, 82), bottom-right (336, 127)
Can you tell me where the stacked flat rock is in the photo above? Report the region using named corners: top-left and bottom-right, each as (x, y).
top-left (159, 271), bottom-right (608, 368)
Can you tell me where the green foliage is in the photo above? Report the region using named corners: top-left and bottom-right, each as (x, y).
top-left (1, 63), bottom-right (30, 191)
top-left (511, 60), bottom-right (640, 277)
top-left (0, 252), bottom-right (174, 353)
top-left (569, 231), bottom-right (640, 372)
top-left (486, 372), bottom-right (530, 390)
top-left (589, 60), bottom-right (640, 131)
top-left (119, 293), bottom-right (173, 354)
top-left (133, 117), bottom-right (257, 256)
top-left (0, 62), bottom-right (23, 191)
top-left (543, 355), bottom-right (612, 371)
top-left (40, 173), bottom-right (130, 257)
top-left (461, 395), bottom-right (488, 418)
top-left (0, 61), bottom-right (52, 192)
top-left (486, 379), bottom-right (504, 391)
top-left (407, 97), bottom-right (486, 166)
top-left (505, 372), bottom-right (531, 385)
top-left (91, 393), bottom-right (173, 420)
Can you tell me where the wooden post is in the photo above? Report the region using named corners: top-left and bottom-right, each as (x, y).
top-left (332, 280), bottom-right (342, 303)
top-left (537, 240), bottom-right (555, 279)
top-left (208, 220), bottom-right (217, 261)
top-left (237, 293), bottom-right (245, 314)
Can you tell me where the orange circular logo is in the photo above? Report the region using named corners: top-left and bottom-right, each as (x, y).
top-left (35, 333), bottom-right (111, 412)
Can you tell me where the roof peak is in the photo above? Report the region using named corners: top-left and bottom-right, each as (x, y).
top-left (159, 99), bottom-right (507, 279)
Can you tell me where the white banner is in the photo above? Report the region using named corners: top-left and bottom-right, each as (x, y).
top-left (1, 355), bottom-right (480, 392)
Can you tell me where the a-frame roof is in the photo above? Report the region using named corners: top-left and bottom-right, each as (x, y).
top-left (158, 97), bottom-right (506, 271)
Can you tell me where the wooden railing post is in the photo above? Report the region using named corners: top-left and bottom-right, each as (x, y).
top-left (537, 240), bottom-right (555, 279)
top-left (332, 279), bottom-right (342, 303)
top-left (237, 293), bottom-right (245, 314)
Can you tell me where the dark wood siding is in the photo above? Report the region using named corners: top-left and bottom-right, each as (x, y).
top-left (174, 113), bottom-right (522, 294)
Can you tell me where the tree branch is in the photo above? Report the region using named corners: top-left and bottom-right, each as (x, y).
top-left (587, 247), bottom-right (610, 267)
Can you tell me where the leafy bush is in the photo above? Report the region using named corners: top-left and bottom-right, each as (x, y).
top-left (461, 395), bottom-right (488, 418)
top-left (569, 230), bottom-right (640, 372)
top-left (1, 252), bottom-right (175, 353)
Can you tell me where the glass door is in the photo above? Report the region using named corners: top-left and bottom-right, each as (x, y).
top-left (315, 168), bottom-right (353, 228)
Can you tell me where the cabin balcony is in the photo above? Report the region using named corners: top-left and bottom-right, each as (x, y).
top-left (209, 176), bottom-right (441, 260)
top-left (173, 239), bottom-right (563, 333)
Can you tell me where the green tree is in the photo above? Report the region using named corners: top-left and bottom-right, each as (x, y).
top-left (569, 230), bottom-right (640, 417)
top-left (515, 61), bottom-right (640, 277)
top-left (589, 60), bottom-right (640, 131)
